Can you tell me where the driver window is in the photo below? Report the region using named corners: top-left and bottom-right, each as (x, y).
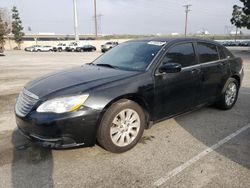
top-left (163, 43), bottom-right (196, 67)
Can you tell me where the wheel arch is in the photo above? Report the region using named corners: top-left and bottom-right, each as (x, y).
top-left (221, 76), bottom-right (240, 95)
top-left (231, 74), bottom-right (241, 86)
top-left (97, 93), bottom-right (152, 130)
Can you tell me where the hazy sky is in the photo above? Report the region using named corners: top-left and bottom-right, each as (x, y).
top-left (0, 0), bottom-right (248, 35)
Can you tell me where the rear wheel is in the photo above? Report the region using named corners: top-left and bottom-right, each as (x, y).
top-left (215, 78), bottom-right (239, 110)
top-left (97, 99), bottom-right (145, 153)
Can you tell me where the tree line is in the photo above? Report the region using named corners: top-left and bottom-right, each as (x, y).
top-left (0, 6), bottom-right (24, 50)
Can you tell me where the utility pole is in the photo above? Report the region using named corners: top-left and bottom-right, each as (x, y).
top-left (94, 0), bottom-right (98, 38)
top-left (183, 4), bottom-right (191, 37)
top-left (235, 26), bottom-right (238, 42)
top-left (73, 0), bottom-right (79, 42)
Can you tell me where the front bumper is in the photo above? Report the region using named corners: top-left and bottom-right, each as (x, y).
top-left (15, 106), bottom-right (102, 149)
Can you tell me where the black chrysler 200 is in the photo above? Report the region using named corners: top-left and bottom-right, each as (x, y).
top-left (15, 38), bottom-right (244, 153)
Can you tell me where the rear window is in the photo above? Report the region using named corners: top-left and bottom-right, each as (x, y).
top-left (197, 43), bottom-right (219, 63)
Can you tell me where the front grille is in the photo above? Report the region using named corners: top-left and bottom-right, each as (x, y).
top-left (15, 89), bottom-right (39, 117)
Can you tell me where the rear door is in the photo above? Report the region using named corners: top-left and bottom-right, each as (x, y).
top-left (154, 42), bottom-right (202, 120)
top-left (196, 42), bottom-right (229, 104)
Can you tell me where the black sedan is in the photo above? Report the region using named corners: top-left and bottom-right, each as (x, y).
top-left (76, 45), bottom-right (96, 52)
top-left (15, 38), bottom-right (244, 153)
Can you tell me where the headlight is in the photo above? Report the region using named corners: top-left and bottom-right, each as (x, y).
top-left (36, 94), bottom-right (89, 113)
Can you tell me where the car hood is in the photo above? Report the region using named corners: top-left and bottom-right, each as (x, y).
top-left (25, 65), bottom-right (139, 98)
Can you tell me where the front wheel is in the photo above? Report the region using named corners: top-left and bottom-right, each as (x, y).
top-left (97, 99), bottom-right (145, 153)
top-left (215, 78), bottom-right (239, 110)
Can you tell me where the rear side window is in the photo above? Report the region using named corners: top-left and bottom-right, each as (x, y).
top-left (218, 46), bottom-right (227, 59)
top-left (218, 46), bottom-right (234, 59)
top-left (163, 43), bottom-right (196, 67)
top-left (197, 43), bottom-right (219, 63)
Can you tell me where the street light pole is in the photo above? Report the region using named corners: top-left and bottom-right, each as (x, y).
top-left (73, 0), bottom-right (79, 42)
top-left (94, 0), bottom-right (98, 38)
top-left (183, 4), bottom-right (192, 37)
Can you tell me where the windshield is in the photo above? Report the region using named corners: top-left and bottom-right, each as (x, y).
top-left (94, 41), bottom-right (164, 71)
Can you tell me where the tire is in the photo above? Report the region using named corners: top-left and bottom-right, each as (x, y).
top-left (37, 49), bottom-right (41, 52)
top-left (97, 99), bottom-right (145, 153)
top-left (58, 48), bottom-right (62, 52)
top-left (215, 78), bottom-right (239, 110)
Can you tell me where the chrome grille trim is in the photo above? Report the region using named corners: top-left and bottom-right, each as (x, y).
top-left (15, 89), bottom-right (39, 117)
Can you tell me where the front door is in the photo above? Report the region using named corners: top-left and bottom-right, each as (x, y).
top-left (154, 42), bottom-right (202, 121)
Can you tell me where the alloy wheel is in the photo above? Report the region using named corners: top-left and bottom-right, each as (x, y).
top-left (110, 109), bottom-right (140, 147)
top-left (225, 82), bottom-right (237, 106)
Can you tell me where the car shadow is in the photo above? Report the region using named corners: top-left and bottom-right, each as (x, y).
top-left (11, 130), bottom-right (54, 187)
top-left (174, 87), bottom-right (250, 170)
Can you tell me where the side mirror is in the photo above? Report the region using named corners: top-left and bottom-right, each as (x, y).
top-left (159, 63), bottom-right (182, 73)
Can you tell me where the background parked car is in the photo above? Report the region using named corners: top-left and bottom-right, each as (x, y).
top-left (220, 40), bottom-right (250, 47)
top-left (24, 45), bottom-right (41, 52)
top-left (239, 41), bottom-right (250, 46)
top-left (101, 41), bottom-right (119, 53)
top-left (65, 42), bottom-right (81, 52)
top-left (34, 46), bottom-right (54, 52)
top-left (76, 45), bottom-right (96, 52)
top-left (53, 43), bottom-right (67, 52)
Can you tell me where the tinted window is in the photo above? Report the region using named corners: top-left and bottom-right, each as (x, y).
top-left (218, 46), bottom-right (227, 59)
top-left (197, 43), bottom-right (219, 63)
top-left (163, 43), bottom-right (196, 67)
top-left (221, 47), bottom-right (234, 58)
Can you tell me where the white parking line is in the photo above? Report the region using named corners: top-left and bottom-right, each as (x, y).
top-left (153, 124), bottom-right (250, 187)
top-left (240, 91), bottom-right (250, 95)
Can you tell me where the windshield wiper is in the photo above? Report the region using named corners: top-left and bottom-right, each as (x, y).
top-left (95, 63), bottom-right (117, 69)
top-left (86, 62), bottom-right (94, 65)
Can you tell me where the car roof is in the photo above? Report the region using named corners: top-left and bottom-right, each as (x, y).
top-left (131, 37), bottom-right (221, 46)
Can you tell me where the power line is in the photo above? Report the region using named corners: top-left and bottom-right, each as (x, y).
top-left (183, 4), bottom-right (192, 37)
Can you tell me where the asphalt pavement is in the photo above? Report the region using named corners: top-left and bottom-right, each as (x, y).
top-left (0, 49), bottom-right (249, 188)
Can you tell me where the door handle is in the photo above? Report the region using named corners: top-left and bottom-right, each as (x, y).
top-left (191, 68), bottom-right (201, 74)
top-left (218, 62), bottom-right (226, 66)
